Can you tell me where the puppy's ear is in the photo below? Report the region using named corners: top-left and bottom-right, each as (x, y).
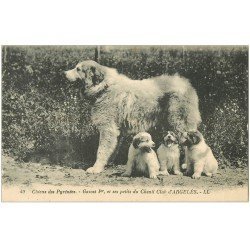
top-left (179, 132), bottom-right (188, 144)
top-left (190, 133), bottom-right (201, 145)
top-left (132, 137), bottom-right (141, 148)
top-left (171, 132), bottom-right (178, 142)
top-left (174, 134), bottom-right (179, 144)
top-left (91, 66), bottom-right (104, 85)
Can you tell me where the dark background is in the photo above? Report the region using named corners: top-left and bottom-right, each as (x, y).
top-left (1, 45), bottom-right (248, 168)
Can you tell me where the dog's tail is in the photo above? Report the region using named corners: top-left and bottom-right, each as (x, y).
top-left (168, 86), bottom-right (201, 133)
top-left (159, 76), bottom-right (201, 134)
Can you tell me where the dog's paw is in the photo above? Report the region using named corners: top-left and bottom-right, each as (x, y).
top-left (181, 164), bottom-right (187, 170)
top-left (121, 172), bottom-right (131, 177)
top-left (86, 167), bottom-right (103, 174)
top-left (158, 170), bottom-right (170, 176)
top-left (192, 173), bottom-right (201, 179)
top-left (174, 170), bottom-right (183, 176)
top-left (149, 173), bottom-right (158, 179)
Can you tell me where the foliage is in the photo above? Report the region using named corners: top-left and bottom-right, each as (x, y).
top-left (1, 45), bottom-right (248, 167)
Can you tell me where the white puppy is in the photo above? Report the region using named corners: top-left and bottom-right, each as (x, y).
top-left (182, 131), bottom-right (218, 179)
top-left (122, 132), bottom-right (160, 179)
top-left (157, 131), bottom-right (182, 175)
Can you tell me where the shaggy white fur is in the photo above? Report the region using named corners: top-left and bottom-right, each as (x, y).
top-left (183, 131), bottom-right (218, 179)
top-left (122, 132), bottom-right (160, 179)
top-left (157, 131), bottom-right (182, 175)
top-left (65, 60), bottom-right (201, 173)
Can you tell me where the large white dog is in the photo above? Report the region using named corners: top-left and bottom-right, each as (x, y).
top-left (65, 60), bottom-right (201, 174)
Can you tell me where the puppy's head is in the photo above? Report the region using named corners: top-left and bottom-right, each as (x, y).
top-left (182, 131), bottom-right (203, 147)
top-left (163, 131), bottom-right (178, 147)
top-left (64, 60), bottom-right (105, 96)
top-left (132, 132), bottom-right (155, 153)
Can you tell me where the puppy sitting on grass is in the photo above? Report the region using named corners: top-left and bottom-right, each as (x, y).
top-left (122, 132), bottom-right (160, 179)
top-left (157, 131), bottom-right (182, 176)
top-left (182, 131), bottom-right (218, 179)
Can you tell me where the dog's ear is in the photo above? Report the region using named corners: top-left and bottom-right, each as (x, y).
top-left (171, 132), bottom-right (178, 143)
top-left (174, 134), bottom-right (179, 144)
top-left (91, 66), bottom-right (104, 85)
top-left (179, 132), bottom-right (187, 144)
top-left (133, 137), bottom-right (141, 148)
top-left (190, 132), bottom-right (201, 145)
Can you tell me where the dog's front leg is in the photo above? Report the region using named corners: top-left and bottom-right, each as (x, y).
top-left (122, 145), bottom-right (135, 177)
top-left (86, 125), bottom-right (120, 174)
top-left (158, 160), bottom-right (170, 176)
top-left (147, 156), bottom-right (159, 179)
top-left (192, 162), bottom-right (203, 179)
top-left (173, 159), bottom-right (182, 175)
top-left (148, 163), bottom-right (158, 179)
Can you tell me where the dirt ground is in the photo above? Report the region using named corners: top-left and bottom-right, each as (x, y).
top-left (1, 155), bottom-right (248, 190)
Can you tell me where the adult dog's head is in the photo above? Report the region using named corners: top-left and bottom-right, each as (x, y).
top-left (181, 131), bottom-right (203, 147)
top-left (64, 60), bottom-right (106, 97)
top-left (163, 131), bottom-right (178, 147)
top-left (132, 132), bottom-right (155, 153)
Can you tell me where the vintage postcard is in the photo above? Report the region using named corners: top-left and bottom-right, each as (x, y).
top-left (1, 45), bottom-right (248, 201)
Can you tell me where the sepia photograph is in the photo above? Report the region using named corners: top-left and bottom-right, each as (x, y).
top-left (1, 45), bottom-right (248, 201)
top-left (1, 1), bottom-right (250, 250)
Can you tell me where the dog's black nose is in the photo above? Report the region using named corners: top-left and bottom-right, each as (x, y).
top-left (152, 143), bottom-right (155, 147)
